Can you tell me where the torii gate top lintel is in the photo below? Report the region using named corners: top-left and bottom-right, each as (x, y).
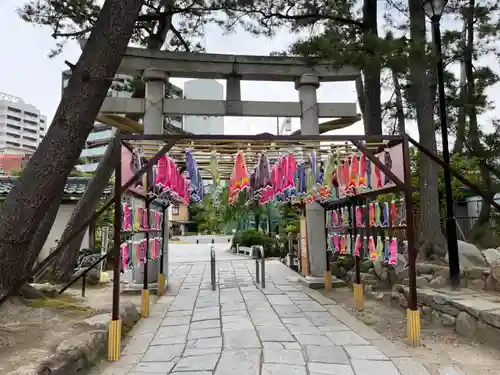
top-left (117, 47), bottom-right (360, 82)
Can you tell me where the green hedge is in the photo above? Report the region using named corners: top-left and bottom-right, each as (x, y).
top-left (232, 229), bottom-right (284, 257)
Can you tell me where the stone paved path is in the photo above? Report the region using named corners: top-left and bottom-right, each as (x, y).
top-left (102, 259), bottom-right (430, 375)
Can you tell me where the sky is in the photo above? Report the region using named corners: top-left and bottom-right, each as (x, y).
top-left (0, 0), bottom-right (498, 142)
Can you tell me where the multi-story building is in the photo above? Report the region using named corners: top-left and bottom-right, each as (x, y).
top-left (61, 70), bottom-right (184, 172)
top-left (0, 92), bottom-right (47, 154)
top-left (183, 79), bottom-right (224, 134)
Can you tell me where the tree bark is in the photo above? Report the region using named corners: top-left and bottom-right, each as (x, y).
top-left (408, 0), bottom-right (447, 257)
top-left (462, 0), bottom-right (493, 242)
top-left (46, 3), bottom-right (178, 282)
top-left (355, 76), bottom-right (366, 118)
top-left (50, 135), bottom-right (120, 281)
top-left (452, 27), bottom-right (468, 154)
top-left (0, 0), bottom-right (143, 301)
top-left (392, 69), bottom-right (406, 134)
top-left (362, 0), bottom-right (382, 135)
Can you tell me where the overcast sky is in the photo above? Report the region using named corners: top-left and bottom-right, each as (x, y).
top-left (1, 0), bottom-right (498, 142)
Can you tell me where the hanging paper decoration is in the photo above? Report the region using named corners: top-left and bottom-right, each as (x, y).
top-left (210, 149), bottom-right (222, 207)
top-left (186, 149), bottom-right (204, 204)
top-left (228, 150), bottom-right (249, 205)
top-left (389, 237), bottom-right (398, 264)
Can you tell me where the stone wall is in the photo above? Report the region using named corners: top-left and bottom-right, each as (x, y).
top-left (382, 285), bottom-right (500, 348)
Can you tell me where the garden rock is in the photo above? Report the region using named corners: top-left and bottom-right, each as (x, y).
top-left (429, 275), bottom-right (448, 288)
top-left (373, 260), bottom-right (384, 278)
top-left (30, 283), bottom-right (58, 298)
top-left (445, 241), bottom-right (486, 267)
top-left (455, 311), bottom-right (477, 338)
top-left (482, 248), bottom-right (500, 266)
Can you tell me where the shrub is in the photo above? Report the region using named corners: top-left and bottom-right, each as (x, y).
top-left (232, 229), bottom-right (281, 257)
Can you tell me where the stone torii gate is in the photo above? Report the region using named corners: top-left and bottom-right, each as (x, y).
top-left (101, 48), bottom-right (360, 280)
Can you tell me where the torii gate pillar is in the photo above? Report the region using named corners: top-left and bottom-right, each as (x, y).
top-left (296, 73), bottom-right (327, 278)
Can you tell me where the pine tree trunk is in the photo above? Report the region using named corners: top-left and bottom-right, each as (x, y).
top-left (362, 0), bottom-right (382, 135)
top-left (391, 69), bottom-right (406, 134)
top-left (50, 136), bottom-right (120, 281)
top-left (44, 6), bottom-right (176, 282)
top-left (408, 0), bottom-right (447, 257)
top-left (0, 0), bottom-right (143, 301)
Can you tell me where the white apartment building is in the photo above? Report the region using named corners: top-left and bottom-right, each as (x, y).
top-left (183, 79), bottom-right (224, 134)
top-left (0, 92), bottom-right (47, 153)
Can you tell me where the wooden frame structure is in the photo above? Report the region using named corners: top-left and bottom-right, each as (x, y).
top-left (106, 132), bottom-right (421, 360)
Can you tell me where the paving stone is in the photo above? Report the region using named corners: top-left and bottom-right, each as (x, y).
top-left (304, 345), bottom-right (350, 364)
top-left (122, 333), bottom-right (155, 354)
top-left (190, 319), bottom-right (221, 330)
top-left (325, 331), bottom-right (370, 345)
top-left (267, 295), bottom-right (294, 305)
top-left (155, 325), bottom-right (189, 339)
top-left (161, 316), bottom-right (191, 326)
top-left (151, 336), bottom-right (187, 345)
top-left (141, 344), bottom-right (184, 362)
top-left (263, 341), bottom-right (301, 350)
top-left (223, 330), bottom-right (261, 349)
top-left (257, 328), bottom-right (295, 342)
top-left (171, 372), bottom-right (212, 375)
top-left (188, 328), bottom-right (221, 339)
top-left (288, 325), bottom-right (322, 335)
top-left (132, 361), bottom-right (177, 373)
top-left (261, 363), bottom-right (307, 375)
top-left (193, 307), bottom-right (220, 321)
top-left (187, 337), bottom-right (223, 349)
top-left (173, 354), bottom-right (220, 371)
top-left (392, 357), bottom-right (432, 375)
top-left (350, 359), bottom-right (401, 375)
top-left (223, 321), bottom-right (255, 331)
top-left (263, 348), bottom-right (305, 365)
top-left (295, 334), bottom-right (335, 346)
top-left (344, 345), bottom-right (388, 360)
top-left (282, 318), bottom-right (314, 327)
top-left (184, 347), bottom-right (222, 357)
top-left (308, 362), bottom-right (355, 375)
top-left (214, 349), bottom-right (261, 375)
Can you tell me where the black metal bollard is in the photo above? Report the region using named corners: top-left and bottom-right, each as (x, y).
top-left (260, 246), bottom-right (265, 288)
top-left (210, 246), bottom-right (216, 291)
top-left (255, 248), bottom-right (260, 284)
top-left (197, 239), bottom-right (199, 244)
top-left (212, 239), bottom-right (215, 244)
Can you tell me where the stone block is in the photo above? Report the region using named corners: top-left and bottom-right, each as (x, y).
top-left (455, 311), bottom-right (477, 338)
top-left (479, 308), bottom-right (500, 329)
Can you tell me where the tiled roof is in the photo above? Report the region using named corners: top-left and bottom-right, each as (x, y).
top-left (0, 176), bottom-right (112, 199)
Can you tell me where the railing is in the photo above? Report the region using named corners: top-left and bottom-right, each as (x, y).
top-left (254, 245), bottom-right (265, 288)
top-left (58, 252), bottom-right (109, 297)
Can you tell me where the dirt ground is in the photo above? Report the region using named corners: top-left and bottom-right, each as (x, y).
top-left (0, 283), bottom-right (150, 374)
top-left (323, 288), bottom-right (500, 375)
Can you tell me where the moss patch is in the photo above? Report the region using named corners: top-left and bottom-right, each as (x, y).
top-left (26, 295), bottom-right (95, 313)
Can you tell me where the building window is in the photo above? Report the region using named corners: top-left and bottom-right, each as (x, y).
top-left (7, 115), bottom-right (21, 122)
top-left (6, 141), bottom-right (20, 147)
top-left (23, 136), bottom-right (37, 142)
top-left (24, 111), bottom-right (38, 118)
top-left (23, 127), bottom-right (37, 134)
top-left (172, 205), bottom-right (180, 216)
top-left (7, 132), bottom-right (21, 139)
top-left (24, 145), bottom-right (36, 150)
top-left (24, 119), bottom-right (38, 126)
top-left (7, 106), bottom-right (21, 113)
top-left (7, 124), bottom-right (21, 131)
